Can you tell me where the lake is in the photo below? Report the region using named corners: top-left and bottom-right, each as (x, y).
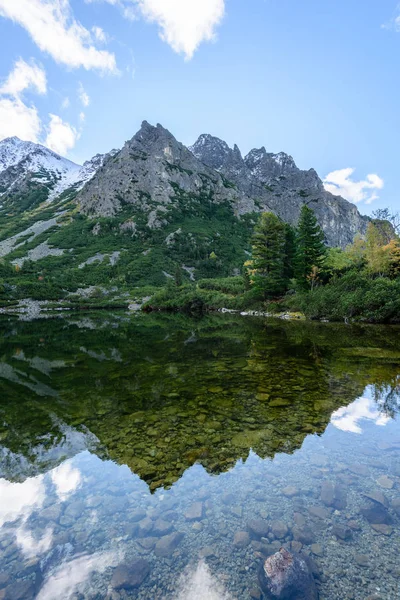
top-left (0, 312), bottom-right (399, 599)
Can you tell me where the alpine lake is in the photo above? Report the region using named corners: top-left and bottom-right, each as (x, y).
top-left (0, 311), bottom-right (400, 600)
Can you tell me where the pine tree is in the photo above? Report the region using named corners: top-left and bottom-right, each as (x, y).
top-left (295, 205), bottom-right (326, 289)
top-left (248, 212), bottom-right (287, 298)
top-left (283, 224), bottom-right (297, 284)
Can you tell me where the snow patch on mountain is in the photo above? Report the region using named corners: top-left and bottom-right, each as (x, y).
top-left (0, 137), bottom-right (119, 202)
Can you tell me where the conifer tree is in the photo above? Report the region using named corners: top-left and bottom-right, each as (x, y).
top-left (283, 223), bottom-right (297, 283)
top-left (295, 205), bottom-right (326, 289)
top-left (248, 212), bottom-right (287, 298)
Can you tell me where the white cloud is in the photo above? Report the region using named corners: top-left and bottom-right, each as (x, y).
top-left (0, 0), bottom-right (117, 73)
top-left (45, 114), bottom-right (79, 155)
top-left (61, 96), bottom-right (70, 109)
top-left (78, 82), bottom-right (90, 107)
top-left (0, 97), bottom-right (42, 142)
top-left (0, 59), bottom-right (45, 143)
top-left (135, 0), bottom-right (225, 59)
top-left (92, 25), bottom-right (107, 43)
top-left (331, 396), bottom-right (391, 434)
top-left (323, 168), bottom-right (384, 205)
top-left (51, 461), bottom-right (82, 500)
top-left (90, 0), bottom-right (225, 59)
top-left (0, 475), bottom-right (46, 527)
top-left (0, 58), bottom-right (46, 96)
top-left (79, 111), bottom-right (85, 122)
top-left (37, 551), bottom-right (121, 600)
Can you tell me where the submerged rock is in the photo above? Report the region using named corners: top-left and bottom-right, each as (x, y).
top-left (111, 559), bottom-right (150, 589)
top-left (154, 531), bottom-right (185, 557)
top-left (360, 502), bottom-right (392, 525)
top-left (258, 547), bottom-right (318, 599)
top-left (248, 518), bottom-right (270, 539)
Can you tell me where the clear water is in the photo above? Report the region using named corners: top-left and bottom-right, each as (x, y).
top-left (0, 312), bottom-right (399, 600)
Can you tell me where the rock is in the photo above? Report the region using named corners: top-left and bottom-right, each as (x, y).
top-left (248, 519), bottom-right (270, 539)
top-left (199, 545), bottom-right (217, 558)
top-left (354, 554), bottom-right (369, 567)
top-left (360, 503), bottom-right (392, 525)
top-left (221, 493), bottom-right (235, 505)
top-left (348, 464), bottom-right (369, 477)
top-left (130, 509), bottom-right (147, 522)
top-left (154, 532), bottom-right (185, 557)
top-left (291, 525), bottom-right (316, 545)
top-left (320, 481), bottom-right (334, 506)
top-left (293, 513), bottom-right (306, 527)
top-left (234, 531), bottom-right (250, 548)
top-left (229, 505), bottom-right (243, 518)
top-left (363, 490), bottom-right (389, 507)
top-left (376, 475), bottom-right (394, 490)
top-left (347, 520), bottom-right (361, 531)
top-left (184, 502), bottom-right (204, 521)
top-left (391, 497), bottom-right (400, 516)
top-left (332, 524), bottom-right (352, 540)
top-left (258, 547), bottom-right (318, 600)
top-left (308, 505), bottom-right (330, 520)
top-left (137, 517), bottom-right (154, 537)
top-left (152, 519), bottom-right (173, 536)
top-left (111, 559), bottom-right (150, 590)
top-left (310, 544), bottom-right (324, 557)
top-left (290, 541), bottom-right (303, 553)
top-left (137, 537), bottom-right (157, 551)
top-left (4, 580), bottom-right (35, 600)
top-left (271, 521), bottom-right (289, 540)
top-left (281, 486), bottom-right (299, 497)
top-left (370, 523), bottom-right (393, 536)
top-left (250, 588), bottom-right (262, 600)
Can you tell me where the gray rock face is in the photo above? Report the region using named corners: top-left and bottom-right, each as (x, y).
top-left (77, 121), bottom-right (369, 247)
top-left (258, 547), bottom-right (319, 600)
top-left (191, 133), bottom-right (369, 247)
top-left (79, 121), bottom-right (255, 222)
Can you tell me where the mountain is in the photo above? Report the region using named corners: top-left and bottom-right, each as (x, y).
top-left (78, 121), bottom-right (256, 221)
top-left (190, 134), bottom-right (368, 247)
top-left (0, 136), bottom-right (80, 199)
top-left (0, 136), bottom-right (116, 212)
top-left (0, 122), bottom-right (374, 298)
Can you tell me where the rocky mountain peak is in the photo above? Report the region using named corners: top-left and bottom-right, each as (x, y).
top-left (189, 134), bottom-right (232, 171)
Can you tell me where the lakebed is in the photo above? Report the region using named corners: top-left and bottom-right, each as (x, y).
top-left (0, 312), bottom-right (399, 599)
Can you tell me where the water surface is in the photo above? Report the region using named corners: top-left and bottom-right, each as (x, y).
top-left (0, 313), bottom-right (399, 599)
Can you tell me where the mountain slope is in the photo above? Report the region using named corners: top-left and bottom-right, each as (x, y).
top-left (0, 122), bottom-right (374, 303)
top-left (0, 137), bottom-right (80, 199)
top-left (78, 121), bottom-right (256, 221)
top-left (0, 137), bottom-right (117, 214)
top-left (190, 134), bottom-right (369, 247)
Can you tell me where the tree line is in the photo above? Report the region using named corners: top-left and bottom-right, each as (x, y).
top-left (245, 204), bottom-right (400, 299)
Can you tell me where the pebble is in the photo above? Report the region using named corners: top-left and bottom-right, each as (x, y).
top-left (281, 486), bottom-right (299, 497)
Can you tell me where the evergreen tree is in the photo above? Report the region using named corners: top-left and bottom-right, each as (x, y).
top-left (283, 224), bottom-right (297, 283)
top-left (295, 205), bottom-right (326, 289)
top-left (248, 212), bottom-right (287, 298)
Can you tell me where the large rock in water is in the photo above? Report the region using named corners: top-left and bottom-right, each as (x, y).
top-left (258, 548), bottom-right (319, 600)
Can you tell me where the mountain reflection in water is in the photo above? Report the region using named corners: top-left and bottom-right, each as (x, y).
top-left (0, 313), bottom-right (399, 600)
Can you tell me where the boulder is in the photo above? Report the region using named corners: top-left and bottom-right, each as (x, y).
top-left (248, 519), bottom-right (270, 539)
top-left (154, 531), bottom-right (185, 557)
top-left (111, 559), bottom-right (150, 590)
top-left (360, 502), bottom-right (392, 525)
top-left (258, 547), bottom-right (318, 599)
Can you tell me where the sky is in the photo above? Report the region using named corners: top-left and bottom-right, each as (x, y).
top-left (0, 0), bottom-right (399, 215)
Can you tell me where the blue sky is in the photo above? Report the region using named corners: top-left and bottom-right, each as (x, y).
top-left (0, 0), bottom-right (399, 214)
